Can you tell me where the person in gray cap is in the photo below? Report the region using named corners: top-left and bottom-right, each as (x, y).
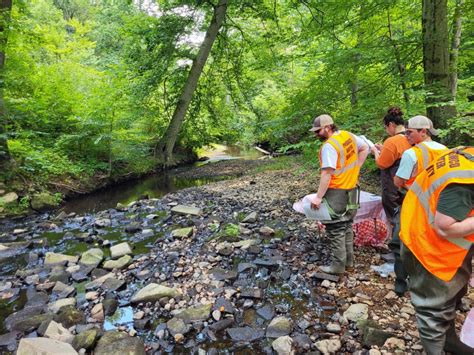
top-left (309, 114), bottom-right (369, 274)
top-left (390, 115), bottom-right (448, 296)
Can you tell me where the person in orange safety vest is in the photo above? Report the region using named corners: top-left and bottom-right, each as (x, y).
top-left (400, 147), bottom-right (474, 355)
top-left (309, 114), bottom-right (369, 275)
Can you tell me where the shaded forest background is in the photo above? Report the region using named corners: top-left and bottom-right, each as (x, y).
top-left (0, 0), bottom-right (473, 212)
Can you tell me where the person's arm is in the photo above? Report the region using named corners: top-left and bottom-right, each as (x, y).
top-left (394, 150), bottom-right (415, 189)
top-left (434, 212), bottom-right (474, 239)
top-left (357, 143), bottom-right (369, 167)
top-left (311, 168), bottom-right (334, 209)
top-left (374, 140), bottom-right (398, 169)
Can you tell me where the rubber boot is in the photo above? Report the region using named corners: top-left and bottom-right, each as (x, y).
top-left (345, 223), bottom-right (354, 268)
top-left (444, 321), bottom-right (474, 355)
top-left (320, 265), bottom-right (345, 275)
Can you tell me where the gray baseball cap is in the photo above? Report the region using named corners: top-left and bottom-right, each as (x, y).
top-left (407, 115), bottom-right (438, 136)
top-left (309, 114), bottom-right (334, 132)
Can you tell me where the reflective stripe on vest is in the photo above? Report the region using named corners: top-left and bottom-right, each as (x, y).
top-left (400, 147), bottom-right (474, 281)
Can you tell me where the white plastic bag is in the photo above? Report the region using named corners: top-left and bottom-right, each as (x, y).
top-left (461, 307), bottom-right (474, 347)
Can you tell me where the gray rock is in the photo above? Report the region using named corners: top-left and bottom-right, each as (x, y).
top-left (233, 239), bottom-right (259, 249)
top-left (30, 192), bottom-right (60, 211)
top-left (55, 307), bottom-right (85, 328)
top-left (101, 277), bottom-right (125, 292)
top-left (17, 337), bottom-right (78, 355)
top-left (259, 226), bottom-right (275, 237)
top-left (103, 255), bottom-right (132, 270)
top-left (266, 316), bottom-right (292, 338)
top-left (4, 305), bottom-right (46, 331)
top-left (166, 317), bottom-right (189, 336)
top-left (95, 219), bottom-right (111, 228)
top-left (272, 336), bottom-right (294, 355)
top-left (170, 205), bottom-right (202, 216)
top-left (240, 288), bottom-right (263, 299)
top-left (175, 304), bottom-right (212, 323)
top-left (52, 281), bottom-right (75, 298)
top-left (131, 283), bottom-right (180, 303)
top-left (257, 304), bottom-right (275, 320)
top-left (48, 298), bottom-right (76, 314)
top-left (72, 328), bottom-right (98, 351)
top-left (227, 327), bottom-right (265, 342)
top-left (315, 339), bottom-right (342, 354)
top-left (43, 320), bottom-right (74, 344)
top-left (209, 268), bottom-right (238, 282)
top-left (362, 327), bottom-right (395, 347)
top-left (237, 262), bottom-right (257, 273)
top-left (241, 212), bottom-right (257, 223)
top-left (125, 222), bottom-right (142, 233)
top-left (44, 253), bottom-right (79, 266)
top-left (209, 318), bottom-right (234, 332)
top-left (110, 242), bottom-right (132, 259)
top-left (327, 323), bottom-right (341, 333)
top-left (212, 298), bottom-right (235, 314)
top-left (79, 248), bottom-right (104, 267)
top-left (343, 303), bottom-right (369, 322)
top-left (93, 331), bottom-right (145, 355)
top-left (1, 192), bottom-right (18, 204)
top-left (171, 227), bottom-right (194, 239)
top-left (103, 299), bottom-right (118, 316)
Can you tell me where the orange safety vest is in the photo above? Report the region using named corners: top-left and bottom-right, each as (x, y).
top-left (405, 142), bottom-right (448, 187)
top-left (319, 130), bottom-right (360, 189)
top-left (400, 147), bottom-right (474, 281)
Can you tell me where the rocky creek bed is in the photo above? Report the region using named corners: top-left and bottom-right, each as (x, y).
top-left (0, 159), bottom-right (473, 354)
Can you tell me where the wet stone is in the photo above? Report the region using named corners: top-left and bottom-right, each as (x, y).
top-left (167, 317), bottom-right (189, 336)
top-left (241, 212), bottom-right (257, 223)
top-left (209, 268), bottom-right (238, 282)
top-left (103, 299), bottom-right (118, 316)
top-left (256, 304), bottom-right (275, 321)
top-left (240, 288), bottom-right (263, 299)
top-left (237, 262), bottom-right (257, 273)
top-left (52, 281), bottom-right (75, 299)
top-left (170, 205), bottom-right (202, 216)
top-left (212, 297), bottom-right (235, 314)
top-left (72, 328), bottom-right (98, 351)
top-left (94, 331), bottom-right (145, 355)
top-left (227, 327), bottom-right (265, 342)
top-left (209, 318), bottom-right (235, 332)
top-left (110, 242), bottom-right (132, 259)
top-left (266, 316), bottom-right (292, 338)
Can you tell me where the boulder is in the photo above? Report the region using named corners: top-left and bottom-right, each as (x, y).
top-left (44, 252), bottom-right (79, 266)
top-left (103, 255), bottom-right (132, 270)
top-left (171, 227), bottom-right (194, 239)
top-left (80, 248), bottom-right (104, 266)
top-left (30, 192), bottom-right (60, 211)
top-left (94, 331), bottom-right (145, 355)
top-left (44, 320), bottom-right (74, 344)
top-left (266, 316), bottom-right (292, 338)
top-left (17, 337), bottom-right (78, 355)
top-left (110, 242), bottom-right (132, 259)
top-left (175, 303), bottom-right (212, 323)
top-left (131, 283), bottom-right (180, 303)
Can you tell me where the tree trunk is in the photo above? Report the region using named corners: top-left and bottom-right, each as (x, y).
top-left (158, 0), bottom-right (228, 166)
top-left (387, 10), bottom-right (410, 107)
top-left (449, 0), bottom-right (463, 99)
top-left (422, 0), bottom-right (456, 128)
top-left (0, 0), bottom-right (12, 169)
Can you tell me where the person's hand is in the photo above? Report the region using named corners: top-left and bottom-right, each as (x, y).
top-left (375, 143), bottom-right (383, 150)
top-left (311, 196), bottom-right (322, 209)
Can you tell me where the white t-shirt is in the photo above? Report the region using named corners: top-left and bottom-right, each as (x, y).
top-left (395, 141), bottom-right (447, 180)
top-left (320, 132), bottom-right (367, 169)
